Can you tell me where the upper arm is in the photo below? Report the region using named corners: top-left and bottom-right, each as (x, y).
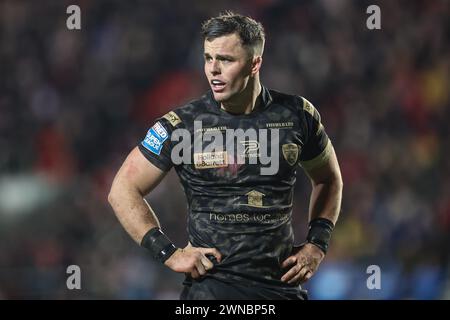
top-left (111, 146), bottom-right (167, 196)
top-left (296, 97), bottom-right (342, 186)
top-left (302, 143), bottom-right (342, 186)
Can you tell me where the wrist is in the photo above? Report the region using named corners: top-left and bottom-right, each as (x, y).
top-left (306, 218), bottom-right (334, 255)
top-left (140, 227), bottom-right (178, 263)
top-left (304, 242), bottom-right (326, 258)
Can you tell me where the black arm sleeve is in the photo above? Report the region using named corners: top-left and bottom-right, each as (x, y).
top-left (138, 117), bottom-right (176, 172)
top-left (299, 97), bottom-right (332, 170)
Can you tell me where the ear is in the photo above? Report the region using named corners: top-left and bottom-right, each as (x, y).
top-left (250, 56), bottom-right (263, 76)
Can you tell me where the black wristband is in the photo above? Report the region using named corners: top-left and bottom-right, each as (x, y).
top-left (141, 227), bottom-right (178, 263)
top-left (306, 218), bottom-right (334, 254)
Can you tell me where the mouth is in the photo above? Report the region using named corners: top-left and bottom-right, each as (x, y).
top-left (210, 79), bottom-right (226, 92)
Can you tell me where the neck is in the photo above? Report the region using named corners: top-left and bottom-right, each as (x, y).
top-left (221, 77), bottom-right (262, 115)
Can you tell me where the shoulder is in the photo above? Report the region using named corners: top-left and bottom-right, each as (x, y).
top-left (268, 89), bottom-right (302, 107)
top-left (299, 96), bottom-right (322, 123)
top-left (268, 88), bottom-right (317, 117)
top-left (158, 93), bottom-right (211, 129)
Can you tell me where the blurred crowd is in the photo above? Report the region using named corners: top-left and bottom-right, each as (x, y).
top-left (0, 0), bottom-right (448, 299)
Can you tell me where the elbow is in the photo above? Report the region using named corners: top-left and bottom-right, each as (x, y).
top-left (108, 188), bottom-right (117, 208)
top-left (108, 181), bottom-right (121, 209)
top-left (333, 174), bottom-right (343, 198)
top-left (336, 174), bottom-right (343, 191)
top-left (320, 171), bottom-right (343, 193)
top-left (108, 178), bottom-right (143, 209)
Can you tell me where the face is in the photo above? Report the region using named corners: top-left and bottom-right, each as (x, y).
top-left (204, 33), bottom-right (256, 103)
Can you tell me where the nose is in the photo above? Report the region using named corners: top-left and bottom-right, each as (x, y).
top-left (210, 59), bottom-right (220, 76)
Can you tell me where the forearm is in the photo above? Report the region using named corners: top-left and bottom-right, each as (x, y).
top-left (308, 175), bottom-right (342, 224)
top-left (108, 180), bottom-right (160, 244)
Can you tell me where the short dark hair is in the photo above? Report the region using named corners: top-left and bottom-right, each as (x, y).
top-left (201, 11), bottom-right (265, 56)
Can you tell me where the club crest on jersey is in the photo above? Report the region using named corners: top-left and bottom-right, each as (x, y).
top-left (282, 143), bottom-right (300, 166)
top-left (141, 122), bottom-right (168, 155)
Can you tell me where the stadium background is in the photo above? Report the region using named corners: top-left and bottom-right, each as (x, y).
top-left (0, 0), bottom-right (448, 299)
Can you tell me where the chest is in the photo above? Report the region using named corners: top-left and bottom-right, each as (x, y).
top-left (179, 109), bottom-right (306, 180)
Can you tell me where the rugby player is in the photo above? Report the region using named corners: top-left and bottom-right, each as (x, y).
top-left (108, 12), bottom-right (343, 300)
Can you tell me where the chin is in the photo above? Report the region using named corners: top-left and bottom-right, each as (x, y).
top-left (212, 92), bottom-right (229, 102)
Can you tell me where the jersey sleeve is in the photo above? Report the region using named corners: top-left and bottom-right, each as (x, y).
top-left (138, 111), bottom-right (182, 172)
top-left (298, 97), bottom-right (332, 171)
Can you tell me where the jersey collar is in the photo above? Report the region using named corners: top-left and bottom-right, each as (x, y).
top-left (205, 85), bottom-right (273, 115)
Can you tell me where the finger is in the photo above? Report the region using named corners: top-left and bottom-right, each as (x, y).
top-left (281, 264), bottom-right (300, 282)
top-left (191, 268), bottom-right (200, 279)
top-left (199, 247), bottom-right (222, 262)
top-left (200, 255), bottom-right (214, 270)
top-left (288, 266), bottom-right (309, 284)
top-left (292, 268), bottom-right (312, 285)
top-left (288, 267), bottom-right (310, 285)
top-left (196, 260), bottom-right (206, 276)
top-left (288, 271), bottom-right (304, 285)
top-left (281, 256), bottom-right (297, 269)
top-left (186, 242), bottom-right (193, 248)
top-left (300, 271), bottom-right (313, 284)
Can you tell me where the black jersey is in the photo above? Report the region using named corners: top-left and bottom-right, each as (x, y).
top-left (139, 86), bottom-right (331, 294)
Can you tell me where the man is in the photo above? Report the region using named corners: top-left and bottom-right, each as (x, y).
top-left (108, 12), bottom-right (342, 300)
